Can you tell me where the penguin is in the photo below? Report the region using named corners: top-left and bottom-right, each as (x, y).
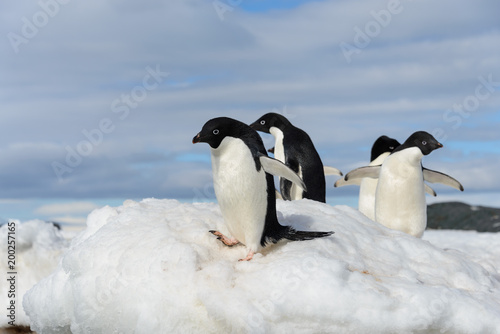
top-left (335, 136), bottom-right (401, 220)
top-left (250, 113), bottom-right (341, 203)
top-left (344, 131), bottom-right (461, 237)
top-left (337, 135), bottom-right (464, 221)
top-left (193, 117), bottom-right (333, 261)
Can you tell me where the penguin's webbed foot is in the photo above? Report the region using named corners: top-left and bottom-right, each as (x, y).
top-left (238, 251), bottom-right (255, 261)
top-left (209, 230), bottom-right (239, 247)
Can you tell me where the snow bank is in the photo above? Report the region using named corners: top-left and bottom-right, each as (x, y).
top-left (23, 199), bottom-right (500, 333)
top-left (0, 220), bottom-right (69, 327)
top-left (423, 230), bottom-right (500, 281)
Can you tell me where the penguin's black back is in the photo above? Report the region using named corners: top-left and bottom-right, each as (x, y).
top-left (250, 113), bottom-right (326, 203)
top-left (282, 126), bottom-right (326, 203)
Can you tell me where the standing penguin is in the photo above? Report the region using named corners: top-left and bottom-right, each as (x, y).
top-left (338, 135), bottom-right (463, 221)
top-left (193, 117), bottom-right (333, 261)
top-left (335, 136), bottom-right (401, 220)
top-left (344, 131), bottom-right (460, 237)
top-left (250, 113), bottom-right (341, 203)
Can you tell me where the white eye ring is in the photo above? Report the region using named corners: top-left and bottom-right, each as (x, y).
top-left (260, 120), bottom-right (266, 125)
top-left (213, 129), bottom-right (220, 135)
top-left (422, 141), bottom-right (427, 145)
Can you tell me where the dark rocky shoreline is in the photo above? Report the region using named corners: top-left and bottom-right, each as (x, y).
top-left (427, 202), bottom-right (500, 232)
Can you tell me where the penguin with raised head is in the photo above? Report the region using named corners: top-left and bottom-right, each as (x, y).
top-left (193, 117), bottom-right (333, 261)
top-left (250, 113), bottom-right (341, 203)
top-left (344, 131), bottom-right (461, 237)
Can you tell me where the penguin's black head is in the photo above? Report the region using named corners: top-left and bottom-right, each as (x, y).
top-left (249, 113), bottom-right (290, 133)
top-left (193, 117), bottom-right (252, 149)
top-left (394, 131), bottom-right (443, 156)
top-left (371, 135), bottom-right (401, 161)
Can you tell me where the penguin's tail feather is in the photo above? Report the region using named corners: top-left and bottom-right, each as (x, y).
top-left (284, 228), bottom-right (334, 241)
top-left (261, 225), bottom-right (333, 247)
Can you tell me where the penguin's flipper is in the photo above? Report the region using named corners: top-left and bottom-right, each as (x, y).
top-left (280, 178), bottom-right (292, 201)
top-left (423, 168), bottom-right (464, 191)
top-left (425, 183), bottom-right (437, 197)
top-left (344, 165), bottom-right (381, 182)
top-left (334, 177), bottom-right (362, 188)
top-left (259, 155), bottom-right (307, 191)
top-left (324, 166), bottom-right (343, 176)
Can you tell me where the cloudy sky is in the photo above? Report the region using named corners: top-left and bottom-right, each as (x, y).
top-left (1, 0), bottom-right (499, 225)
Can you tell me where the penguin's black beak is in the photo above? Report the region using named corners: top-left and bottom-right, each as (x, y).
top-left (192, 133), bottom-right (202, 144)
top-left (432, 141), bottom-right (443, 150)
top-left (249, 121), bottom-right (270, 134)
top-left (249, 121), bottom-right (266, 132)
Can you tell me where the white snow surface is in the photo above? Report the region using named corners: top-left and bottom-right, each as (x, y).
top-left (0, 220), bottom-right (69, 327)
top-left (17, 199), bottom-right (500, 333)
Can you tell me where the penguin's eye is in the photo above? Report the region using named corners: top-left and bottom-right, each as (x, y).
top-left (260, 120), bottom-right (266, 125)
top-left (213, 129), bottom-right (220, 135)
top-left (422, 141), bottom-right (427, 145)
top-left (389, 146), bottom-right (394, 150)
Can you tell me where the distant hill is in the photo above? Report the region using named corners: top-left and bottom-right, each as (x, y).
top-left (427, 202), bottom-right (500, 232)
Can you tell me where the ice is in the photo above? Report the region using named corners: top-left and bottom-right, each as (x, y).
top-left (0, 220), bottom-right (69, 327)
top-left (16, 199), bottom-right (500, 333)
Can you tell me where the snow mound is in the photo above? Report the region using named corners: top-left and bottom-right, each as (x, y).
top-left (0, 220), bottom-right (69, 327)
top-left (23, 199), bottom-right (500, 333)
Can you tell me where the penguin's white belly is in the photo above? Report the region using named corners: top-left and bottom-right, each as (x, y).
top-left (358, 177), bottom-right (378, 220)
top-left (358, 152), bottom-right (390, 220)
top-left (211, 138), bottom-right (267, 251)
top-left (270, 127), bottom-right (303, 200)
top-left (270, 127), bottom-right (285, 163)
top-left (375, 150), bottom-right (426, 237)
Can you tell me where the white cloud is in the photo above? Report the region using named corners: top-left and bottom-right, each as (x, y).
top-left (0, 0), bottom-right (499, 209)
top-left (35, 202), bottom-right (100, 216)
top-left (49, 216), bottom-right (88, 226)
top-left (0, 199), bottom-right (27, 204)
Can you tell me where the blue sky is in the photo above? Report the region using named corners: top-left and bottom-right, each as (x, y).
top-left (1, 0), bottom-right (499, 226)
